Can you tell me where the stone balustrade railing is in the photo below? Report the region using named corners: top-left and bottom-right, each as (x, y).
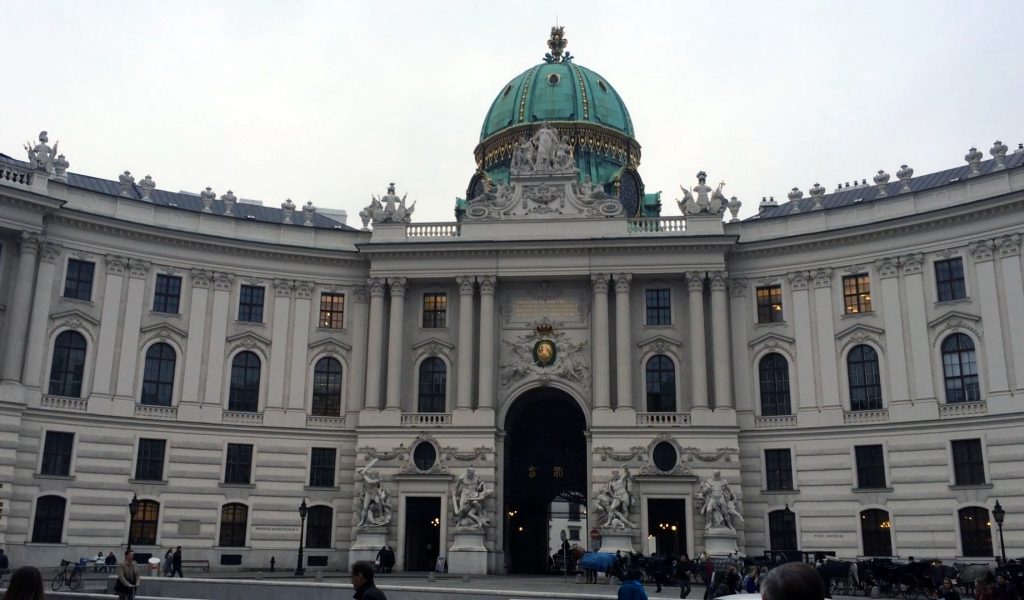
top-left (134, 404), bottom-right (178, 420)
top-left (636, 412), bottom-right (691, 426)
top-left (0, 163), bottom-right (33, 187)
top-left (306, 415), bottom-right (346, 429)
top-left (406, 223), bottom-right (460, 238)
top-left (41, 395), bottom-right (88, 412)
top-left (222, 410), bottom-right (264, 425)
top-left (627, 217), bottom-right (687, 234)
top-left (939, 401), bottom-right (988, 418)
top-left (843, 408), bottom-right (889, 424)
top-left (754, 414), bottom-right (798, 429)
top-left (400, 412), bottom-right (452, 426)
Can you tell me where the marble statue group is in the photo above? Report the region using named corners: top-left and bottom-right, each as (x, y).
top-left (594, 466), bottom-right (637, 529)
top-left (696, 470), bottom-right (744, 532)
top-left (510, 123), bottom-right (576, 174)
top-left (356, 458), bottom-right (393, 527)
top-left (452, 467), bottom-right (494, 528)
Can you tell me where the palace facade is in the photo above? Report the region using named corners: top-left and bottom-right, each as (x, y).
top-left (1, 31), bottom-right (1022, 573)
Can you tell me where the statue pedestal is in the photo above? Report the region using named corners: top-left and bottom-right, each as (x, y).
top-left (599, 528), bottom-right (637, 554)
top-left (703, 527), bottom-right (739, 556)
top-left (447, 527), bottom-right (488, 575)
top-left (348, 526), bottom-right (389, 569)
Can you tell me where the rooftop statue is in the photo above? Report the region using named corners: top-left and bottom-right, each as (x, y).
top-left (24, 131), bottom-right (58, 173)
top-left (678, 171), bottom-right (729, 216)
top-left (451, 467), bottom-right (493, 529)
top-left (360, 182), bottom-right (416, 228)
top-left (594, 466), bottom-right (637, 530)
top-left (696, 470), bottom-right (744, 532)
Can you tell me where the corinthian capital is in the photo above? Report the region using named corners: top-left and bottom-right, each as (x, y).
top-left (613, 273), bottom-right (632, 293)
top-left (900, 253), bottom-right (924, 275)
top-left (591, 273), bottom-right (610, 294)
top-left (105, 254), bottom-right (129, 276)
top-left (456, 275), bottom-right (476, 296)
top-left (969, 240), bottom-right (994, 262)
top-left (128, 258), bottom-right (152, 278)
top-left (874, 258), bottom-right (899, 279)
top-left (686, 272), bottom-right (705, 292)
top-left (787, 271), bottom-right (810, 291)
top-left (996, 234), bottom-right (1021, 257)
top-left (477, 274), bottom-right (496, 295)
top-left (709, 271), bottom-right (728, 291)
top-left (18, 231), bottom-right (41, 254)
top-left (367, 277), bottom-right (386, 298)
top-left (812, 268), bottom-right (833, 288)
top-left (388, 277), bottom-right (407, 297)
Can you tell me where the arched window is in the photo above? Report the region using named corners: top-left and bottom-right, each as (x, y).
top-left (942, 334), bottom-right (980, 404)
top-left (141, 343), bottom-right (176, 406)
top-left (768, 508), bottom-right (797, 551)
top-left (219, 503), bottom-right (248, 547)
top-left (129, 500), bottom-right (160, 546)
top-left (759, 353), bottom-right (792, 416)
top-left (958, 507), bottom-right (993, 557)
top-left (311, 357), bottom-right (343, 416)
top-left (860, 509), bottom-right (893, 556)
top-left (228, 352), bottom-right (261, 412)
top-left (306, 505), bottom-right (333, 549)
top-left (848, 345), bottom-right (883, 411)
top-left (645, 355), bottom-right (676, 412)
top-left (32, 495), bottom-right (66, 543)
top-left (417, 358), bottom-right (446, 413)
top-left (48, 331), bottom-right (87, 397)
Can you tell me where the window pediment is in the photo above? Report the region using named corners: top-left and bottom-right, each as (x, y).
top-left (636, 334), bottom-right (682, 358)
top-left (927, 310), bottom-right (980, 330)
top-left (748, 332), bottom-right (796, 348)
top-left (48, 309), bottom-right (100, 329)
top-left (140, 322), bottom-right (188, 340)
top-left (835, 323), bottom-right (885, 340)
top-left (308, 338), bottom-right (352, 354)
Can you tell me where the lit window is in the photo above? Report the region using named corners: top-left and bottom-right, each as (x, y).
top-left (843, 275), bottom-right (872, 314)
top-left (756, 286), bottom-right (784, 323)
top-left (422, 293), bottom-right (447, 328)
top-left (319, 293), bottom-right (345, 329)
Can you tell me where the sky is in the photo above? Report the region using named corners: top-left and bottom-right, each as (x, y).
top-left (3, 0), bottom-right (1022, 225)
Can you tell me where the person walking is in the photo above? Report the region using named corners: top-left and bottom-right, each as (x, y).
top-left (163, 549), bottom-right (173, 576)
top-left (171, 547), bottom-right (183, 578)
top-left (743, 566), bottom-right (758, 593)
top-left (976, 578), bottom-right (994, 600)
top-left (104, 552), bottom-right (117, 571)
top-left (675, 554), bottom-right (692, 599)
top-left (618, 569), bottom-right (649, 600)
top-left (116, 550), bottom-right (141, 600)
top-left (351, 561), bottom-right (387, 600)
top-left (0, 549), bottom-right (9, 584)
top-left (1, 566), bottom-right (45, 600)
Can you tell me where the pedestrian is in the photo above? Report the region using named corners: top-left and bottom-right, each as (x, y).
top-left (0, 549), bottom-right (9, 581)
top-left (105, 552), bottom-right (117, 571)
top-left (976, 579), bottom-right (994, 600)
top-left (755, 566), bottom-right (769, 591)
top-left (94, 551), bottom-right (105, 572)
top-left (163, 549), bottom-right (173, 576)
top-left (993, 574), bottom-right (1020, 600)
top-left (937, 577), bottom-right (962, 600)
top-left (702, 556), bottom-right (714, 587)
top-left (171, 546), bottom-right (183, 578)
top-left (116, 550), bottom-right (141, 600)
top-left (743, 566), bottom-right (758, 593)
top-left (651, 553), bottom-right (668, 593)
top-left (761, 562), bottom-right (827, 600)
top-left (1, 565), bottom-right (44, 600)
top-left (376, 546), bottom-right (387, 573)
top-left (675, 554), bottom-right (692, 599)
top-left (351, 561), bottom-right (387, 600)
top-left (724, 565), bottom-right (741, 594)
top-left (618, 569), bottom-right (649, 600)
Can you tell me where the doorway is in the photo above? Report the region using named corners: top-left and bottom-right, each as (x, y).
top-left (504, 387), bottom-right (587, 573)
top-left (647, 499), bottom-right (687, 557)
top-left (404, 497), bottom-right (441, 571)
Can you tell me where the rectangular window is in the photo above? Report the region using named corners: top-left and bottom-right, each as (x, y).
top-left (135, 438), bottom-right (166, 481)
top-left (843, 274), bottom-right (873, 314)
top-left (41, 431), bottom-right (74, 476)
top-left (422, 293), bottom-right (447, 328)
top-left (63, 259), bottom-right (95, 301)
top-left (152, 274), bottom-right (182, 313)
top-left (238, 285), bottom-right (265, 323)
top-left (568, 502), bottom-right (581, 522)
top-left (309, 448), bottom-right (337, 488)
top-left (854, 445), bottom-right (887, 489)
top-left (765, 448), bottom-right (794, 491)
top-left (568, 527), bottom-right (580, 541)
top-left (224, 443), bottom-right (254, 485)
top-left (756, 285), bottom-right (784, 323)
top-left (951, 439), bottom-right (985, 486)
top-left (319, 293), bottom-right (345, 329)
top-left (935, 258), bottom-right (967, 302)
top-left (645, 288), bottom-right (672, 325)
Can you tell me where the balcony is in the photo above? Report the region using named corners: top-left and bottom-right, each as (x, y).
top-left (134, 404), bottom-right (178, 420)
top-left (222, 410), bottom-right (264, 425)
top-left (843, 408), bottom-right (889, 424)
top-left (754, 415), bottom-right (798, 429)
top-left (0, 163), bottom-right (33, 188)
top-left (626, 217), bottom-right (686, 234)
top-left (400, 413), bottom-right (452, 427)
top-left (41, 395), bottom-right (88, 412)
top-left (406, 223), bottom-right (460, 238)
top-left (636, 412), bottom-right (691, 426)
top-left (939, 401), bottom-right (987, 418)
top-left (306, 415), bottom-right (346, 429)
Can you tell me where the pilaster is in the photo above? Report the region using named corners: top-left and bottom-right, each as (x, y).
top-left (347, 285), bottom-right (369, 418)
top-left (182, 269), bottom-right (211, 405)
top-left (456, 275), bottom-right (476, 411)
top-left (970, 240), bottom-right (1009, 393)
top-left (1, 233), bottom-right (40, 382)
top-left (996, 235), bottom-right (1024, 390)
top-left (288, 281), bottom-right (314, 411)
top-left (92, 254), bottom-right (127, 396)
top-left (613, 273), bottom-right (633, 411)
top-left (384, 277), bottom-right (407, 411)
top-left (900, 252), bottom-right (934, 401)
top-left (113, 259), bottom-right (151, 398)
top-left (22, 241), bottom-right (62, 387)
top-left (787, 271), bottom-right (816, 413)
top-left (811, 268), bottom-right (841, 410)
top-left (202, 272), bottom-right (234, 406)
top-left (363, 278), bottom-right (387, 411)
top-left (477, 275), bottom-right (496, 411)
top-left (873, 259), bottom-right (908, 403)
top-left (709, 271), bottom-right (732, 410)
top-left (591, 274), bottom-right (611, 412)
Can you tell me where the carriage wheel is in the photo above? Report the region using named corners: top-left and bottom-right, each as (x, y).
top-left (898, 574), bottom-right (918, 600)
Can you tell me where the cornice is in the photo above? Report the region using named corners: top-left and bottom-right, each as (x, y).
top-left (356, 235), bottom-right (738, 260)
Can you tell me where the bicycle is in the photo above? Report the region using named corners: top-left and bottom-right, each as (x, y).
top-left (51, 559), bottom-right (84, 591)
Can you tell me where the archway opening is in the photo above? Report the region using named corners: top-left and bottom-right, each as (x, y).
top-left (504, 387), bottom-right (587, 574)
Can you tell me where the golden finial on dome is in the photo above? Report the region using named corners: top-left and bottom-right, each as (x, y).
top-left (544, 25), bottom-right (571, 63)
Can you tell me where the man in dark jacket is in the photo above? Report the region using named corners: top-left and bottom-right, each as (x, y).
top-left (171, 546), bottom-right (183, 578)
top-left (352, 561), bottom-right (387, 600)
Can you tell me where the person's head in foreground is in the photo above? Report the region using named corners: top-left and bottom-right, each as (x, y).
top-left (761, 562), bottom-right (826, 600)
top-left (351, 561), bottom-right (375, 589)
top-left (2, 566), bottom-right (45, 600)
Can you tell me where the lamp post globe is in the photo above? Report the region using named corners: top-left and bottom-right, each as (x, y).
top-left (127, 493), bottom-right (140, 552)
top-left (295, 499), bottom-right (308, 576)
top-left (992, 500), bottom-right (1006, 564)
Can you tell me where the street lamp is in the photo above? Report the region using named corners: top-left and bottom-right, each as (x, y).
top-left (127, 493), bottom-right (140, 552)
top-left (992, 500), bottom-right (1006, 564)
top-left (295, 499), bottom-right (308, 576)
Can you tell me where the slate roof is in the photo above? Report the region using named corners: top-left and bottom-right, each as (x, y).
top-left (747, 150), bottom-right (1024, 221)
top-left (0, 153), bottom-right (355, 231)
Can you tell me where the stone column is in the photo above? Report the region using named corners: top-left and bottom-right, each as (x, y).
top-left (202, 272), bottom-right (234, 405)
top-left (182, 269), bottom-right (211, 404)
top-left (901, 254), bottom-right (934, 400)
top-left (996, 235), bottom-right (1024, 389)
top-left (727, 278), bottom-right (751, 411)
top-left (363, 278), bottom-right (387, 410)
top-left (613, 273), bottom-right (633, 410)
top-left (266, 279), bottom-right (293, 410)
top-left (92, 255), bottom-right (128, 396)
top-left (709, 271), bottom-right (733, 409)
top-left (1, 233), bottom-right (40, 381)
top-left (591, 274), bottom-right (611, 411)
top-left (22, 241), bottom-right (61, 388)
top-left (687, 272), bottom-right (709, 410)
top-left (811, 268), bottom-right (841, 408)
top-left (971, 241), bottom-right (1009, 392)
top-left (347, 285), bottom-right (369, 415)
top-left (477, 275), bottom-right (496, 410)
top-left (787, 271), bottom-right (817, 410)
top-left (288, 281), bottom-right (314, 410)
top-left (875, 259), bottom-right (909, 402)
top-left (115, 259), bottom-right (151, 397)
top-left (384, 277), bottom-right (407, 411)
top-left (456, 276), bottom-right (476, 411)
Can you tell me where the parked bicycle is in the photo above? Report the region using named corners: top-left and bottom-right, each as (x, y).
top-left (51, 559), bottom-right (84, 591)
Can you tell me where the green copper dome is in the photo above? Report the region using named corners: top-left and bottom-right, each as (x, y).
top-left (479, 61), bottom-right (634, 141)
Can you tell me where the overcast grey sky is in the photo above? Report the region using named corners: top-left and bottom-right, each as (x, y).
top-left (3, 0), bottom-right (1022, 224)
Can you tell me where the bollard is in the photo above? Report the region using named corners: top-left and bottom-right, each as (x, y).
top-left (575, 573), bottom-right (583, 584)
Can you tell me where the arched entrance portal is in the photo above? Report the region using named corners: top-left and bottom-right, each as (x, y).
top-left (504, 387), bottom-right (587, 574)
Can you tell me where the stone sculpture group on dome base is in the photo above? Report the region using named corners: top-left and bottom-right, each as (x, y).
top-left (359, 182), bottom-right (416, 228)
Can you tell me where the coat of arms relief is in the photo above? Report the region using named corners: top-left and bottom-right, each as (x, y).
top-left (499, 318), bottom-right (590, 389)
